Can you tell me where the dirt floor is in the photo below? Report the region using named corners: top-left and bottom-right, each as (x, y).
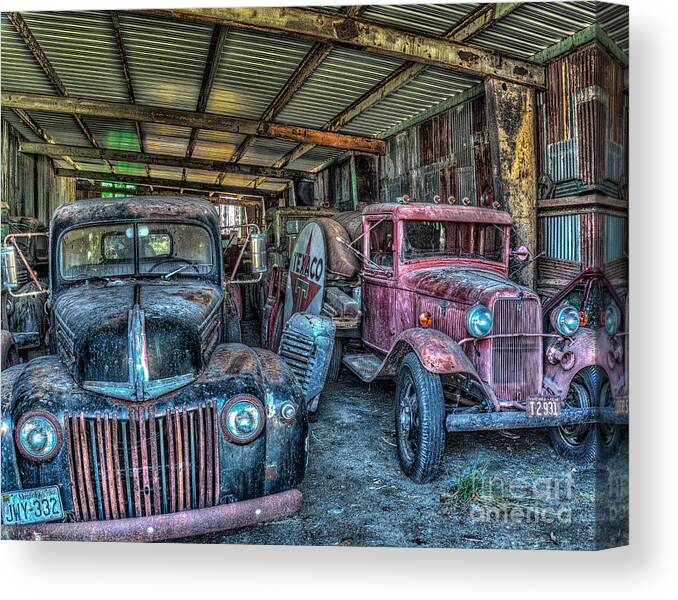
top-left (185, 321), bottom-right (629, 550)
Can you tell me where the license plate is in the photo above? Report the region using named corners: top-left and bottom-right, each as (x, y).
top-left (527, 396), bottom-right (561, 418)
top-left (2, 486), bottom-right (64, 525)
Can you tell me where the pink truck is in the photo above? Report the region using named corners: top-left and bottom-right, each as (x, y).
top-left (279, 198), bottom-right (627, 482)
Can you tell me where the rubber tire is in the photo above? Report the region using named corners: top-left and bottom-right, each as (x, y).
top-left (1, 333), bottom-right (19, 369)
top-left (327, 339), bottom-right (343, 382)
top-left (597, 379), bottom-right (623, 459)
top-left (394, 352), bottom-right (446, 483)
top-left (549, 366), bottom-right (604, 465)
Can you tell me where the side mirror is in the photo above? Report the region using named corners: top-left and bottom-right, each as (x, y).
top-left (1, 245), bottom-right (19, 291)
top-left (512, 245), bottom-right (530, 262)
top-left (249, 232), bottom-right (268, 274)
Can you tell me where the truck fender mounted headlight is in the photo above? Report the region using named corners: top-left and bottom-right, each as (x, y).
top-left (553, 304), bottom-right (580, 337)
top-left (15, 411), bottom-right (62, 462)
top-left (221, 395), bottom-right (265, 444)
top-left (466, 304), bottom-right (492, 338)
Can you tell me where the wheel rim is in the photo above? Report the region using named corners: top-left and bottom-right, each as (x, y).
top-left (398, 373), bottom-right (420, 463)
top-left (557, 380), bottom-right (592, 448)
top-left (598, 381), bottom-right (618, 447)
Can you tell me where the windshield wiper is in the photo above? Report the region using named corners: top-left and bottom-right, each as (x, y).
top-left (162, 264), bottom-right (191, 280)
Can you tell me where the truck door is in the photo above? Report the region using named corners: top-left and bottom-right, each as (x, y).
top-left (362, 217), bottom-right (397, 353)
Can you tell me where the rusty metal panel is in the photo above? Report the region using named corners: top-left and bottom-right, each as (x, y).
top-left (537, 43), bottom-right (627, 199)
top-left (541, 214), bottom-right (581, 262)
top-left (604, 213), bottom-right (627, 263)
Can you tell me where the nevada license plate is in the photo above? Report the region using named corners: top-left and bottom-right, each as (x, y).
top-left (2, 486), bottom-right (64, 525)
top-left (527, 396), bottom-right (561, 418)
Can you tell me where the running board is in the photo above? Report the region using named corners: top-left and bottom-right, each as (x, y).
top-left (446, 407), bottom-right (628, 433)
top-left (342, 353), bottom-right (383, 381)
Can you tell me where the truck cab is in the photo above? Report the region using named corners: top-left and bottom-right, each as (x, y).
top-left (283, 199), bottom-right (627, 482)
top-left (1, 196), bottom-right (334, 541)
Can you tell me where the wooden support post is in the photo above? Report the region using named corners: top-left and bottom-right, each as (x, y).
top-left (484, 78), bottom-right (538, 289)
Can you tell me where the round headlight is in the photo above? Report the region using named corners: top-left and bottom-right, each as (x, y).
top-left (466, 304), bottom-right (493, 338)
top-left (15, 412), bottom-right (62, 461)
top-left (604, 303), bottom-right (620, 336)
top-left (221, 395), bottom-right (265, 444)
top-left (555, 305), bottom-right (580, 337)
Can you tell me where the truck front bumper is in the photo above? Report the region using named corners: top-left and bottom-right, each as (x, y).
top-left (1, 489), bottom-right (302, 543)
top-left (445, 407), bottom-right (628, 433)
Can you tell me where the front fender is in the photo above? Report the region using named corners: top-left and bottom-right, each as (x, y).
top-left (543, 328), bottom-right (625, 400)
top-left (370, 328), bottom-right (483, 381)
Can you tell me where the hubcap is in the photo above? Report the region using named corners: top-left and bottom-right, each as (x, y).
top-left (398, 375), bottom-right (420, 462)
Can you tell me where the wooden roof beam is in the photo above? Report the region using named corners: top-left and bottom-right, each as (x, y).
top-left (2, 92), bottom-right (385, 155)
top-left (187, 25), bottom-right (228, 159)
top-left (57, 169), bottom-right (277, 197)
top-left (142, 6), bottom-right (544, 86)
top-left (270, 2), bottom-right (523, 170)
top-left (19, 142), bottom-right (315, 180)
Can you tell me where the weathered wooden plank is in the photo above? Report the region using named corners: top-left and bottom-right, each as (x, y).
top-left (57, 168), bottom-right (277, 197)
top-left (19, 142), bottom-right (315, 180)
top-left (484, 78), bottom-right (538, 288)
top-left (2, 92), bottom-right (385, 155)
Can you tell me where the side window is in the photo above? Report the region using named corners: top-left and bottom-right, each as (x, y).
top-left (367, 219), bottom-right (394, 269)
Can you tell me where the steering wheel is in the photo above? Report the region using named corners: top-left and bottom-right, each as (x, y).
top-left (148, 257), bottom-right (200, 273)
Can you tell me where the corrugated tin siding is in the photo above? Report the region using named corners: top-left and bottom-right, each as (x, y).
top-left (2, 118), bottom-right (75, 220)
top-left (116, 12), bottom-right (214, 111)
top-left (536, 42), bottom-right (627, 198)
top-left (276, 47), bottom-right (403, 129)
top-left (19, 11), bottom-right (129, 102)
top-left (208, 29), bottom-right (312, 120)
top-left (0, 14), bottom-right (54, 94)
top-left (341, 67), bottom-right (480, 138)
top-left (378, 93), bottom-right (490, 204)
top-left (362, 3), bottom-right (481, 36)
top-left (470, 2), bottom-right (619, 58)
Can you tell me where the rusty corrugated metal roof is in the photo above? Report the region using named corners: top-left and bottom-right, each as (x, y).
top-left (0, 3), bottom-right (629, 189)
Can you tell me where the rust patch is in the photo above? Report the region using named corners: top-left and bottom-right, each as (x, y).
top-left (458, 50), bottom-right (480, 63)
top-left (265, 464), bottom-right (278, 481)
top-left (333, 18), bottom-right (359, 41)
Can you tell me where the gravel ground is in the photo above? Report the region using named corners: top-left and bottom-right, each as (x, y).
top-left (183, 321), bottom-right (629, 550)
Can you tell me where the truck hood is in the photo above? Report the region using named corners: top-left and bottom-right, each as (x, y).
top-left (53, 280), bottom-right (222, 400)
top-left (400, 267), bottom-right (529, 305)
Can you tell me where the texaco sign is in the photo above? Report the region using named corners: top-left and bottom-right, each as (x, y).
top-left (283, 222), bottom-right (326, 323)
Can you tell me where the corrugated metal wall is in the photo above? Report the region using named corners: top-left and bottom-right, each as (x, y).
top-left (536, 42), bottom-right (628, 199)
top-left (1, 118), bottom-right (75, 222)
top-left (378, 94), bottom-right (491, 205)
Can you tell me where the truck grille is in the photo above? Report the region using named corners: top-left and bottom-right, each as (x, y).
top-left (491, 298), bottom-right (542, 401)
top-left (64, 402), bottom-right (220, 522)
top-left (279, 329), bottom-right (315, 396)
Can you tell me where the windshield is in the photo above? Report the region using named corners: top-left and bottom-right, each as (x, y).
top-left (402, 220), bottom-right (506, 263)
top-left (60, 222), bottom-right (214, 281)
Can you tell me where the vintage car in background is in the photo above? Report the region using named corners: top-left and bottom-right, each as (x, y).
top-left (260, 205), bottom-right (337, 350)
top-left (279, 198), bottom-right (627, 482)
top-left (3, 216), bottom-right (51, 358)
top-left (541, 269), bottom-right (627, 462)
top-left (213, 194), bottom-right (266, 320)
top-left (1, 196), bottom-right (334, 541)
